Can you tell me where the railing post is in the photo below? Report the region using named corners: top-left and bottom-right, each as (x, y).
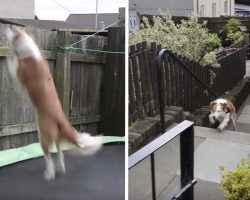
top-left (180, 124), bottom-right (194, 200)
top-left (157, 49), bottom-right (167, 133)
top-left (150, 153), bottom-right (156, 200)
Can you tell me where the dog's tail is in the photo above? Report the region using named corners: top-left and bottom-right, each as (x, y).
top-left (58, 119), bottom-right (103, 155)
top-left (76, 133), bottom-right (103, 155)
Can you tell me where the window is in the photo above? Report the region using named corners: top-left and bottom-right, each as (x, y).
top-left (224, 0), bottom-right (228, 15)
top-left (200, 5), bottom-right (205, 17)
top-left (129, 11), bottom-right (139, 28)
top-left (212, 3), bottom-right (216, 17)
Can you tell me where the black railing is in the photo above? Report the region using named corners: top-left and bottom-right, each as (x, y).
top-left (129, 42), bottom-right (246, 124)
top-left (156, 49), bottom-right (218, 133)
top-left (129, 120), bottom-right (196, 200)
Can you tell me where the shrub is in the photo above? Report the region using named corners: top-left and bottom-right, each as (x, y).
top-left (219, 159), bottom-right (250, 200)
top-left (220, 19), bottom-right (247, 47)
top-left (130, 15), bottom-right (221, 68)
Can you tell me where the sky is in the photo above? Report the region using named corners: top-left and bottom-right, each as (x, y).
top-left (35, 0), bottom-right (126, 21)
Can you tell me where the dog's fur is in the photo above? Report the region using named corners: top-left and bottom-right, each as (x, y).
top-left (5, 27), bottom-right (102, 180)
top-left (209, 98), bottom-right (237, 132)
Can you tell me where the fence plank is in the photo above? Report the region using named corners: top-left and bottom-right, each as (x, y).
top-left (55, 31), bottom-right (71, 116)
top-left (136, 42), bottom-right (149, 114)
top-left (129, 63), bottom-right (138, 123)
top-left (142, 41), bottom-right (154, 116)
top-left (130, 45), bottom-right (144, 118)
top-left (149, 42), bottom-right (159, 114)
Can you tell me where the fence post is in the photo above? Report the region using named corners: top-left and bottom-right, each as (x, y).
top-left (55, 31), bottom-right (71, 117)
top-left (100, 27), bottom-right (125, 136)
top-left (118, 7), bottom-right (125, 27)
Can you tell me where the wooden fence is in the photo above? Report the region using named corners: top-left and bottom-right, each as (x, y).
top-left (0, 24), bottom-right (124, 150)
top-left (129, 42), bottom-right (246, 124)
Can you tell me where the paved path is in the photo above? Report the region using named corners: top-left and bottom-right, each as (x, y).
top-left (236, 60), bottom-right (250, 133)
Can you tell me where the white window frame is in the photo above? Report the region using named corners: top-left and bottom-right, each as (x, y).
top-left (224, 0), bottom-right (228, 15)
top-left (200, 5), bottom-right (205, 17)
top-left (212, 3), bottom-right (216, 17)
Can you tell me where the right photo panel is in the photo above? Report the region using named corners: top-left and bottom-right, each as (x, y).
top-left (128, 0), bottom-right (250, 200)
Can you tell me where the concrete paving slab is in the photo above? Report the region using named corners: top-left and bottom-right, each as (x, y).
top-left (195, 138), bottom-right (250, 183)
top-left (195, 126), bottom-right (250, 145)
top-left (237, 113), bottom-right (250, 124)
top-left (237, 122), bottom-right (250, 134)
top-left (129, 137), bottom-right (181, 200)
top-left (241, 105), bottom-right (250, 114)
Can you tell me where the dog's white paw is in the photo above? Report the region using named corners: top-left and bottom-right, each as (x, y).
top-left (44, 169), bottom-right (55, 180)
top-left (57, 161), bottom-right (65, 174)
top-left (217, 125), bottom-right (224, 132)
top-left (210, 118), bottom-right (215, 124)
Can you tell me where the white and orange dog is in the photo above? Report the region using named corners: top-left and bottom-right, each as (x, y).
top-left (209, 98), bottom-right (237, 132)
top-left (5, 27), bottom-right (102, 180)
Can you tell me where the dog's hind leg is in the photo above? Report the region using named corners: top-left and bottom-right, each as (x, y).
top-left (41, 141), bottom-right (55, 180)
top-left (231, 115), bottom-right (237, 131)
top-left (56, 140), bottom-right (65, 174)
top-left (39, 131), bottom-right (55, 180)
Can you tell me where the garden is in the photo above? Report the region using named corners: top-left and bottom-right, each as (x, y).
top-left (129, 15), bottom-right (250, 200)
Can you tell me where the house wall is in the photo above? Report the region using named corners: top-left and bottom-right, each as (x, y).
top-left (0, 0), bottom-right (34, 19)
top-left (194, 0), bottom-right (234, 17)
top-left (129, 0), bottom-right (194, 16)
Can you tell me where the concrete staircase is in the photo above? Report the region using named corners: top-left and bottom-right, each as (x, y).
top-left (129, 106), bottom-right (186, 155)
top-left (129, 125), bottom-right (250, 200)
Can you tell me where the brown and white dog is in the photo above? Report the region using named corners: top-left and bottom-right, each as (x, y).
top-left (209, 98), bottom-right (237, 132)
top-left (5, 27), bottom-right (102, 180)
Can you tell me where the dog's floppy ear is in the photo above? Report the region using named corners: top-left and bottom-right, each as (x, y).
top-left (210, 101), bottom-right (217, 111)
top-left (220, 103), bottom-right (229, 112)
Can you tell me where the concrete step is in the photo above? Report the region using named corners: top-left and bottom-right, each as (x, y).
top-left (129, 123), bottom-right (250, 200)
top-left (129, 106), bottom-right (184, 154)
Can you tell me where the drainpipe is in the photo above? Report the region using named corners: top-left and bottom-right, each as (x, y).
top-left (95, 0), bottom-right (99, 30)
top-left (197, 0), bottom-right (199, 15)
top-left (230, 0), bottom-right (232, 16)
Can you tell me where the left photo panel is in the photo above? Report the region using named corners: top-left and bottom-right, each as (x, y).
top-left (0, 0), bottom-right (125, 200)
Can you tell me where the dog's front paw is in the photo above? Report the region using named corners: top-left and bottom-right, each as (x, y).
top-left (44, 170), bottom-right (55, 180)
top-left (217, 125), bottom-right (224, 132)
top-left (209, 115), bottom-right (216, 124)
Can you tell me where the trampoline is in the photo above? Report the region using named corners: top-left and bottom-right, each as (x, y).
top-left (0, 137), bottom-right (125, 200)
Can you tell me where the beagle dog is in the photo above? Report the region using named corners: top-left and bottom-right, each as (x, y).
top-left (209, 98), bottom-right (237, 131)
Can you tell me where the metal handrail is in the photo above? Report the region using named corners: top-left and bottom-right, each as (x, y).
top-left (157, 49), bottom-right (218, 133)
top-left (129, 120), bottom-right (195, 200)
top-left (158, 49), bottom-right (218, 99)
top-left (129, 120), bottom-right (193, 168)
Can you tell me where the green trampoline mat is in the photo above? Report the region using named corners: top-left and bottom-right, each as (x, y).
top-left (0, 136), bottom-right (125, 167)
